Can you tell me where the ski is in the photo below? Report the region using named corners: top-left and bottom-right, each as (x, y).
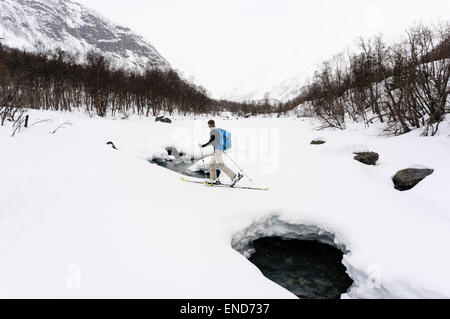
top-left (202, 182), bottom-right (269, 191)
top-left (180, 176), bottom-right (205, 184)
top-left (180, 176), bottom-right (268, 191)
top-left (180, 176), bottom-right (269, 191)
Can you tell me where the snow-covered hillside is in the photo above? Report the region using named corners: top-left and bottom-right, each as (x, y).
top-left (0, 0), bottom-right (170, 70)
top-left (1, 110), bottom-right (449, 298)
top-left (222, 64), bottom-right (306, 103)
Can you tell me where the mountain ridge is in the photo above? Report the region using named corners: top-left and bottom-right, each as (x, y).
top-left (0, 0), bottom-right (170, 70)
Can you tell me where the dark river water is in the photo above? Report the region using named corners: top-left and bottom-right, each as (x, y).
top-left (149, 147), bottom-right (220, 179)
top-left (249, 237), bottom-right (353, 299)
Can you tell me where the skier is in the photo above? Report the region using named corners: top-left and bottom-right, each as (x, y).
top-left (198, 120), bottom-right (243, 186)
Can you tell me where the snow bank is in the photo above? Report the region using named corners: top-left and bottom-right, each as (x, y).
top-left (1, 110), bottom-right (449, 298)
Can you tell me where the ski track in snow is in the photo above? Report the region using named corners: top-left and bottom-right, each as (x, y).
top-left (0, 110), bottom-right (449, 298)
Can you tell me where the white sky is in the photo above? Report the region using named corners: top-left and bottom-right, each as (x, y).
top-left (78, 0), bottom-right (449, 98)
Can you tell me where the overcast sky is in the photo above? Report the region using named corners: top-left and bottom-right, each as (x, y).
top-left (78, 0), bottom-right (449, 98)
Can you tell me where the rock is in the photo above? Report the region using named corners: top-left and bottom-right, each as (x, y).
top-left (165, 147), bottom-right (181, 160)
top-left (392, 168), bottom-right (434, 191)
top-left (155, 116), bottom-right (172, 123)
top-left (244, 113), bottom-right (252, 118)
top-left (354, 152), bottom-right (379, 165)
top-left (106, 141), bottom-right (118, 150)
top-left (311, 140), bottom-right (326, 145)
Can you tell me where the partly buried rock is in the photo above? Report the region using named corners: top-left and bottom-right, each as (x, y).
top-left (165, 146), bottom-right (182, 159)
top-left (106, 141), bottom-right (118, 150)
top-left (155, 116), bottom-right (172, 123)
top-left (311, 140), bottom-right (326, 145)
top-left (354, 152), bottom-right (379, 165)
top-left (244, 113), bottom-right (258, 118)
top-left (392, 168), bottom-right (434, 191)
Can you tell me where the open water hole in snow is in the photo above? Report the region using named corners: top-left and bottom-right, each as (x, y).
top-left (248, 237), bottom-right (353, 299)
top-left (149, 147), bottom-right (220, 179)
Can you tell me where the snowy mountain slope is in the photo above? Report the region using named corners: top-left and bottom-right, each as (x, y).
top-left (0, 0), bottom-right (170, 70)
top-left (224, 75), bottom-right (303, 103)
top-left (1, 110), bottom-right (450, 298)
top-left (222, 64), bottom-right (306, 103)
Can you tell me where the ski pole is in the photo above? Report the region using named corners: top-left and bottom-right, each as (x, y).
top-left (199, 145), bottom-right (207, 179)
top-left (223, 151), bottom-right (253, 183)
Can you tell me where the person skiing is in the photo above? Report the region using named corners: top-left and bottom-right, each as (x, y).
top-left (198, 120), bottom-right (243, 186)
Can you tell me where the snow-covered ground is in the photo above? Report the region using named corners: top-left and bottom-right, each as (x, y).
top-left (1, 110), bottom-right (449, 298)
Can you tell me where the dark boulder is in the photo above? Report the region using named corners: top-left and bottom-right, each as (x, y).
top-left (155, 116), bottom-right (172, 123)
top-left (106, 141), bottom-right (118, 150)
top-left (165, 147), bottom-right (181, 159)
top-left (311, 140), bottom-right (326, 145)
top-left (354, 152), bottom-right (379, 165)
top-left (393, 168), bottom-right (434, 191)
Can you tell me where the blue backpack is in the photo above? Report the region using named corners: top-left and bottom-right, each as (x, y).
top-left (216, 128), bottom-right (232, 151)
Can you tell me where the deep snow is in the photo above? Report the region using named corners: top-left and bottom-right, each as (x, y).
top-left (1, 110), bottom-right (449, 298)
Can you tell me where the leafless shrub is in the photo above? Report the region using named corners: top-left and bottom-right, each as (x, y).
top-left (281, 21), bottom-right (449, 136)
